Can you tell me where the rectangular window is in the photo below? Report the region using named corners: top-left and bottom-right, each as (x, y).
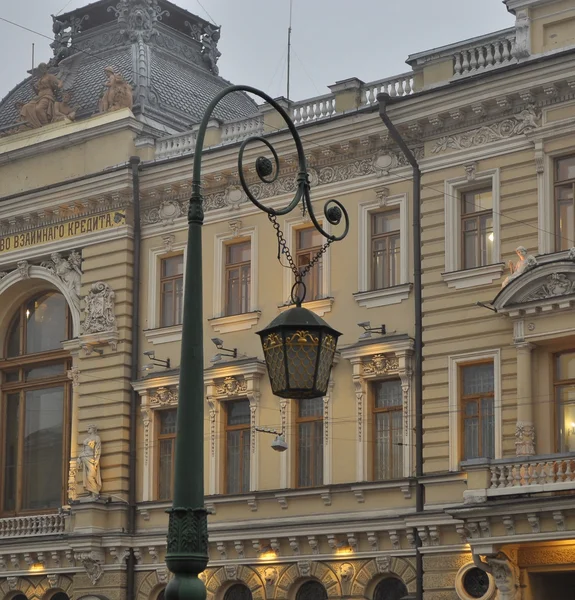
top-left (225, 400), bottom-right (251, 494)
top-left (160, 255), bottom-right (184, 328)
top-left (371, 210), bottom-right (400, 290)
top-left (555, 351), bottom-right (575, 453)
top-left (461, 362), bottom-right (495, 460)
top-left (296, 397), bottom-right (323, 487)
top-left (296, 228), bottom-right (323, 302)
top-left (225, 241), bottom-right (251, 316)
top-left (555, 156), bottom-right (575, 251)
top-left (461, 188), bottom-right (494, 269)
top-left (157, 409), bottom-right (177, 501)
top-left (373, 380), bottom-right (403, 480)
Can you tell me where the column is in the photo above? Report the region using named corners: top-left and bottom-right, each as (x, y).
top-left (515, 342), bottom-right (535, 456)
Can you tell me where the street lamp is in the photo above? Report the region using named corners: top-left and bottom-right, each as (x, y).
top-left (165, 86), bottom-right (349, 600)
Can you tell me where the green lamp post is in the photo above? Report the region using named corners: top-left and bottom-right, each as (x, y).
top-left (165, 86), bottom-right (349, 600)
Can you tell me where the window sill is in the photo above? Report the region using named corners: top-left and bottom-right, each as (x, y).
top-left (208, 311), bottom-right (261, 334)
top-left (353, 283), bottom-right (412, 308)
top-left (144, 325), bottom-right (182, 345)
top-left (442, 263), bottom-right (505, 290)
top-left (278, 297), bottom-right (334, 317)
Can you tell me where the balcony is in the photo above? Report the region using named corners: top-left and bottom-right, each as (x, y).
top-left (0, 513), bottom-right (68, 539)
top-left (463, 454), bottom-right (575, 503)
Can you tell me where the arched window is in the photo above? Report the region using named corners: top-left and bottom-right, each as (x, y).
top-left (1, 292), bottom-right (71, 514)
top-left (374, 577), bottom-right (408, 600)
top-left (12, 595), bottom-right (27, 600)
top-left (296, 581), bottom-right (327, 600)
top-left (51, 594), bottom-right (71, 600)
top-left (223, 584), bottom-right (253, 600)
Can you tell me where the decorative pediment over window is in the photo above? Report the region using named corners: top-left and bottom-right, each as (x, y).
top-left (492, 252), bottom-right (575, 315)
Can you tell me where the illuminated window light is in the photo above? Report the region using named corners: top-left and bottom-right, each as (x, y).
top-left (258, 545), bottom-right (278, 560)
top-left (29, 563), bottom-right (45, 572)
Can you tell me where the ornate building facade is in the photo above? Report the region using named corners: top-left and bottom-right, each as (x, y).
top-left (1, 0), bottom-right (575, 599)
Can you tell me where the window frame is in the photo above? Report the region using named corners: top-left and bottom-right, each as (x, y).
top-left (448, 349), bottom-right (502, 471)
top-left (0, 292), bottom-right (72, 516)
top-left (224, 239), bottom-right (251, 317)
top-left (156, 408), bottom-right (177, 501)
top-left (295, 397), bottom-right (324, 489)
top-left (356, 192), bottom-right (410, 308)
top-left (159, 253), bottom-right (184, 329)
top-left (223, 399), bottom-right (251, 495)
top-left (372, 378), bottom-right (404, 481)
top-left (553, 349), bottom-right (575, 453)
top-left (443, 168), bottom-right (503, 290)
top-left (554, 155), bottom-right (575, 252)
top-left (295, 226), bottom-right (324, 303)
top-left (460, 187), bottom-right (494, 271)
top-left (370, 209), bottom-right (401, 291)
top-left (459, 360), bottom-right (495, 461)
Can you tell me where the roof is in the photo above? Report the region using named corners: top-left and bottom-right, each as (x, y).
top-left (0, 0), bottom-right (257, 134)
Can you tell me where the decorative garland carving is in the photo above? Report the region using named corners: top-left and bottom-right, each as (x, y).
top-left (363, 354), bottom-right (399, 375)
top-left (432, 107), bottom-right (539, 153)
top-left (215, 376), bottom-right (247, 397)
top-left (149, 386), bottom-right (178, 406)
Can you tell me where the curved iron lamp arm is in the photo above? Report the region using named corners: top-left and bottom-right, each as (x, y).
top-left (166, 86), bottom-right (348, 600)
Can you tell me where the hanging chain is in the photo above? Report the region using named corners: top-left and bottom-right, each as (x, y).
top-left (268, 213), bottom-right (333, 281)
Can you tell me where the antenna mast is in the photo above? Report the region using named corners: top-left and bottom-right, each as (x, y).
top-left (287, 0), bottom-right (293, 99)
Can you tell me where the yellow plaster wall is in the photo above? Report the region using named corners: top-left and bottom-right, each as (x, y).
top-left (531, 0), bottom-right (575, 54)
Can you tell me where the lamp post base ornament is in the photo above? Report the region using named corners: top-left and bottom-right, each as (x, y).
top-left (166, 507), bottom-right (208, 600)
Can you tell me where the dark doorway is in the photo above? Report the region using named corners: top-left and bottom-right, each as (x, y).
top-left (374, 577), bottom-right (408, 600)
top-left (529, 571), bottom-right (575, 600)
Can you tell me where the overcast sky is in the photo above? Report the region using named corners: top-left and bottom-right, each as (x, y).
top-left (1, 0), bottom-right (514, 102)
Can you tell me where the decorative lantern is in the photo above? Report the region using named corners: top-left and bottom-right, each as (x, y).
top-left (257, 305), bottom-right (341, 399)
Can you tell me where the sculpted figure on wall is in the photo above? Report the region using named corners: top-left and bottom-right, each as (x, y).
top-left (19, 63), bottom-right (63, 128)
top-left (502, 246), bottom-right (537, 287)
top-left (99, 66), bottom-right (133, 113)
top-left (77, 425), bottom-right (102, 499)
top-left (83, 281), bottom-right (117, 334)
top-left (201, 25), bottom-right (221, 74)
top-left (42, 250), bottom-right (82, 309)
top-left (53, 91), bottom-right (77, 122)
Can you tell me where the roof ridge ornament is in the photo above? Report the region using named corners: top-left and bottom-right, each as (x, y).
top-left (109, 0), bottom-right (169, 43)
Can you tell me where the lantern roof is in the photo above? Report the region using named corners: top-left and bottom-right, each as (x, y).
top-left (259, 305), bottom-right (342, 335)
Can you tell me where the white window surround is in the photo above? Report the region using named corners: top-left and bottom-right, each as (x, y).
top-left (443, 168), bottom-right (502, 289)
top-left (448, 349), bottom-right (502, 472)
top-left (281, 216), bottom-right (332, 316)
top-left (210, 224), bottom-right (260, 333)
top-left (355, 191), bottom-right (411, 308)
top-left (341, 338), bottom-right (414, 483)
top-left (205, 360), bottom-right (267, 495)
top-left (144, 240), bottom-right (187, 345)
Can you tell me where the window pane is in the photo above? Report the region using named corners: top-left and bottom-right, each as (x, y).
top-left (557, 197), bottom-right (575, 250)
top-left (462, 364), bottom-right (494, 395)
top-left (22, 386), bottom-right (64, 510)
top-left (226, 242), bottom-right (250, 265)
top-left (464, 409), bottom-right (479, 460)
top-left (557, 156), bottom-right (575, 182)
top-left (462, 189), bottom-right (493, 214)
top-left (226, 429), bottom-right (250, 494)
top-left (4, 370), bottom-right (19, 383)
top-left (299, 397), bottom-right (324, 417)
top-left (227, 400), bottom-right (251, 425)
top-left (374, 578), bottom-right (408, 600)
top-left (390, 235), bottom-right (400, 286)
top-left (297, 420), bottom-right (323, 487)
top-left (26, 294), bottom-right (67, 354)
top-left (463, 227), bottom-right (478, 269)
top-left (372, 210), bottom-right (400, 234)
top-left (375, 380), bottom-right (402, 409)
top-left (224, 584), bottom-right (253, 600)
top-left (7, 314), bottom-right (21, 357)
top-left (480, 215), bottom-right (494, 266)
top-left (161, 281), bottom-right (174, 327)
top-left (3, 394), bottom-right (20, 511)
top-left (481, 397), bottom-right (495, 458)
top-left (158, 439), bottom-right (174, 500)
top-left (162, 255), bottom-right (184, 278)
top-left (25, 363), bottom-right (66, 381)
top-left (373, 241), bottom-right (387, 289)
top-left (296, 581), bottom-right (327, 600)
top-left (159, 410), bottom-right (177, 435)
top-left (297, 228), bottom-right (322, 250)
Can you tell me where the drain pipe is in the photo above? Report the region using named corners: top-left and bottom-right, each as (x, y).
top-left (126, 155), bottom-right (142, 600)
top-left (377, 93), bottom-right (424, 600)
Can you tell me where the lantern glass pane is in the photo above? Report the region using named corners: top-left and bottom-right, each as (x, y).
top-left (262, 332), bottom-right (286, 394)
top-left (286, 329), bottom-right (319, 392)
top-left (316, 333), bottom-right (337, 393)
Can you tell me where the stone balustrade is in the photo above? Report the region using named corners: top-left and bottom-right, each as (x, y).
top-left (156, 132), bottom-right (197, 159)
top-left (0, 513), bottom-right (67, 538)
top-left (487, 454), bottom-right (575, 496)
top-left (291, 93), bottom-right (337, 125)
top-left (360, 73), bottom-right (414, 107)
top-left (221, 115), bottom-right (264, 143)
top-left (453, 29), bottom-right (517, 77)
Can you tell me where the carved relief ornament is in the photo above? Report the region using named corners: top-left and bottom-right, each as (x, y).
top-left (82, 281), bottom-right (117, 334)
top-left (215, 376), bottom-right (248, 397)
top-left (150, 386), bottom-right (178, 407)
